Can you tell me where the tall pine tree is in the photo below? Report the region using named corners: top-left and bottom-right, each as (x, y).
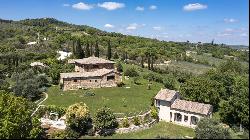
top-left (107, 40), bottom-right (112, 60)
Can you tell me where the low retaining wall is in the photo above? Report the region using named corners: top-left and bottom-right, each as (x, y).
top-left (95, 110), bottom-right (157, 135)
top-left (115, 119), bottom-right (157, 134)
top-left (116, 110), bottom-right (151, 122)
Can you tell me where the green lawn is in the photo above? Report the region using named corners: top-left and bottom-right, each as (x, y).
top-left (43, 78), bottom-right (163, 117)
top-left (83, 121), bottom-right (195, 139)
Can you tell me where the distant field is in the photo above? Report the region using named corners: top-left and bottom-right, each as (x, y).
top-left (43, 77), bottom-right (163, 117)
top-left (83, 122), bottom-right (195, 139)
top-left (193, 53), bottom-right (226, 67)
top-left (191, 53), bottom-right (248, 67)
top-left (156, 61), bottom-right (212, 75)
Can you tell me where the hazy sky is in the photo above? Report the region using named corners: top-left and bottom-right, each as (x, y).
top-left (0, 0), bottom-right (249, 45)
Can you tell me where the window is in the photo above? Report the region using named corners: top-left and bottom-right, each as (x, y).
top-left (174, 113), bottom-right (182, 122)
top-left (156, 100), bottom-right (160, 106)
top-left (74, 79), bottom-right (77, 82)
top-left (95, 80), bottom-right (97, 82)
top-left (191, 116), bottom-right (199, 125)
top-left (107, 75), bottom-right (115, 81)
top-left (89, 80), bottom-right (92, 82)
top-left (93, 65), bottom-right (99, 69)
top-left (170, 112), bottom-right (172, 122)
top-left (184, 115), bottom-right (188, 122)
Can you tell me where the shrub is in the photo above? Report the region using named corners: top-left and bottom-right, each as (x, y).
top-left (66, 102), bottom-right (92, 134)
top-left (84, 91), bottom-right (95, 96)
top-left (0, 79), bottom-right (10, 91)
top-left (124, 67), bottom-right (139, 77)
top-left (195, 118), bottom-right (231, 139)
top-left (115, 61), bottom-right (123, 72)
top-left (143, 114), bottom-right (151, 124)
top-left (155, 135), bottom-right (170, 139)
top-left (146, 72), bottom-right (155, 81)
top-left (35, 105), bottom-right (66, 118)
top-left (132, 76), bottom-right (140, 84)
top-left (65, 127), bottom-right (80, 139)
top-left (49, 130), bottom-right (66, 139)
top-left (94, 106), bottom-right (118, 136)
top-left (122, 98), bottom-right (127, 107)
top-left (87, 127), bottom-right (96, 136)
top-left (147, 82), bottom-right (152, 90)
top-left (163, 75), bottom-right (179, 90)
top-left (117, 81), bottom-right (125, 87)
top-left (122, 117), bottom-right (130, 128)
top-left (150, 106), bottom-right (158, 120)
top-left (132, 116), bottom-right (141, 126)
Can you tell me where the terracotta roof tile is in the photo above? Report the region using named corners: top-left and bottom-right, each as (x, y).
top-left (171, 99), bottom-right (212, 115)
top-left (154, 89), bottom-right (177, 101)
top-left (60, 68), bottom-right (113, 78)
top-left (68, 57), bottom-right (115, 64)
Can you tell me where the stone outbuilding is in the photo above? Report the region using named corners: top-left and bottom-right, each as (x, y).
top-left (154, 88), bottom-right (213, 128)
top-left (60, 57), bottom-right (121, 91)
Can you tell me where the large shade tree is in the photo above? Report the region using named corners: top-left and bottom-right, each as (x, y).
top-left (195, 118), bottom-right (231, 139)
top-left (180, 76), bottom-right (225, 109)
top-left (0, 91), bottom-right (43, 139)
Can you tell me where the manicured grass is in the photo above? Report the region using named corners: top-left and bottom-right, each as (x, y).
top-left (83, 121), bottom-right (195, 139)
top-left (43, 78), bottom-right (163, 117)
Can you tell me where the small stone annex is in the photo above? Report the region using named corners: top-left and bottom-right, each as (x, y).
top-left (60, 57), bottom-right (122, 91)
top-left (154, 88), bottom-right (213, 128)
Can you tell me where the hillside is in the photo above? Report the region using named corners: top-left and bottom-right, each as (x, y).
top-left (0, 17), bottom-right (249, 139)
top-left (0, 18), bottom-right (248, 66)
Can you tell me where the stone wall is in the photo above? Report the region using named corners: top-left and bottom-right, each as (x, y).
top-left (95, 110), bottom-right (157, 135)
top-left (116, 110), bottom-right (151, 122)
top-left (115, 119), bottom-right (157, 134)
top-left (62, 73), bottom-right (118, 91)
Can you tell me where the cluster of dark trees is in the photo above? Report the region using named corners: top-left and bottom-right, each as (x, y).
top-left (180, 60), bottom-right (249, 129)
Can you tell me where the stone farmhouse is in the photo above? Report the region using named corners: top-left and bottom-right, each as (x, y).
top-left (60, 57), bottom-right (121, 91)
top-left (154, 88), bottom-right (213, 128)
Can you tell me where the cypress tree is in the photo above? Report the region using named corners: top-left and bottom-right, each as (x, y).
top-left (74, 38), bottom-right (84, 58)
top-left (107, 40), bottom-right (112, 60)
top-left (94, 40), bottom-right (99, 57)
top-left (85, 41), bottom-right (90, 57)
top-left (72, 40), bottom-right (75, 56)
top-left (90, 42), bottom-right (93, 56)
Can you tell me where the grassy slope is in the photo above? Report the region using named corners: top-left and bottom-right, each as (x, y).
top-left (43, 77), bottom-right (163, 117)
top-left (83, 122), bottom-right (195, 139)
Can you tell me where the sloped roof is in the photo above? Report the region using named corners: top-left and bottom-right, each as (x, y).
top-left (60, 68), bottom-right (114, 78)
top-left (171, 99), bottom-right (212, 115)
top-left (68, 57), bottom-right (115, 64)
top-left (154, 88), bottom-right (177, 101)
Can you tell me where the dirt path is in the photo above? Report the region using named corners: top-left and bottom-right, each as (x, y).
top-left (31, 92), bottom-right (48, 116)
